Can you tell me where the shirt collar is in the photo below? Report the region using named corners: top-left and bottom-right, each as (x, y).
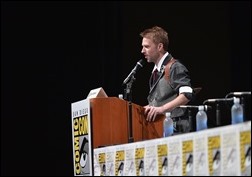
top-left (153, 52), bottom-right (169, 72)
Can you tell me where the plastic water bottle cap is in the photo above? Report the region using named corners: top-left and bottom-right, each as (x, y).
top-left (165, 112), bottom-right (171, 117)
top-left (198, 105), bottom-right (204, 111)
top-left (118, 94), bottom-right (123, 99)
top-left (234, 97), bottom-right (240, 104)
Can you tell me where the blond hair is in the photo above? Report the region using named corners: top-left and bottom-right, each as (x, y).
top-left (140, 26), bottom-right (169, 50)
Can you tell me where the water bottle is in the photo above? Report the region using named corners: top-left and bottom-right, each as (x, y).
top-left (196, 105), bottom-right (208, 131)
top-left (163, 112), bottom-right (173, 137)
top-left (231, 97), bottom-right (244, 124)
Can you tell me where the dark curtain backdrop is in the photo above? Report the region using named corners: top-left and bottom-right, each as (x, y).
top-left (1, 1), bottom-right (251, 176)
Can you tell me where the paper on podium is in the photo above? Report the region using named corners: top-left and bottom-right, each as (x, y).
top-left (86, 87), bottom-right (108, 99)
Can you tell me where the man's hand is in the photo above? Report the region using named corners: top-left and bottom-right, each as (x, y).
top-left (144, 105), bottom-right (165, 122)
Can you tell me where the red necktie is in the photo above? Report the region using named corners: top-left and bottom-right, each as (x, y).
top-left (152, 69), bottom-right (158, 86)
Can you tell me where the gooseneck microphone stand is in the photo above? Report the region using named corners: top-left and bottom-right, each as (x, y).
top-left (203, 100), bottom-right (222, 127)
top-left (188, 109), bottom-right (194, 132)
top-left (203, 98), bottom-right (234, 127)
top-left (122, 59), bottom-right (146, 143)
top-left (215, 103), bottom-right (221, 126)
top-left (123, 75), bottom-right (135, 143)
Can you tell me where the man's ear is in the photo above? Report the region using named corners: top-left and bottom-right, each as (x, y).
top-left (158, 43), bottom-right (163, 51)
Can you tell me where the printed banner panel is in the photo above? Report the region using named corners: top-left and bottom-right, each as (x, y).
top-left (72, 99), bottom-right (93, 176)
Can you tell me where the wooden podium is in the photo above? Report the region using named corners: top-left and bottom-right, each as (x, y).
top-left (90, 97), bottom-right (164, 148)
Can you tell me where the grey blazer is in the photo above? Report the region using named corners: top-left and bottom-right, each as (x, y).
top-left (147, 54), bottom-right (192, 118)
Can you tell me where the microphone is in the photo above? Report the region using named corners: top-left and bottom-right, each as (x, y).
top-left (225, 91), bottom-right (251, 98)
top-left (203, 98), bottom-right (234, 104)
top-left (179, 105), bottom-right (200, 109)
top-left (231, 92), bottom-right (251, 96)
top-left (179, 105), bottom-right (212, 111)
top-left (122, 59), bottom-right (146, 85)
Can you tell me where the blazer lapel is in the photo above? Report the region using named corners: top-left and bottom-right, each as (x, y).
top-left (148, 54), bottom-right (173, 93)
top-left (149, 66), bottom-right (165, 93)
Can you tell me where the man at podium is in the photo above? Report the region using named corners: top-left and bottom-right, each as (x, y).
top-left (140, 26), bottom-right (194, 134)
